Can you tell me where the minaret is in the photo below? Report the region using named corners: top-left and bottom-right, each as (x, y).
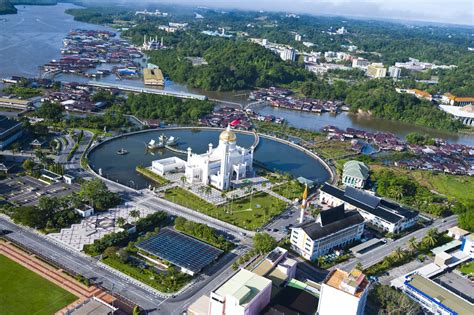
top-left (299, 184), bottom-right (308, 224)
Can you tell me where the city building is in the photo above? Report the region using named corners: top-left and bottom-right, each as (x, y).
top-left (143, 68), bottom-right (164, 86)
top-left (209, 269), bottom-right (272, 315)
top-left (442, 93), bottom-right (474, 106)
top-left (252, 247), bottom-right (297, 282)
top-left (280, 48), bottom-right (296, 62)
top-left (367, 63), bottom-right (387, 78)
top-left (290, 204), bottom-right (365, 261)
top-left (319, 184), bottom-right (419, 233)
top-left (439, 104), bottom-right (474, 126)
top-left (336, 27), bottom-right (348, 35)
top-left (294, 33), bottom-right (302, 42)
top-left (0, 97), bottom-right (33, 110)
top-left (317, 268), bottom-right (369, 315)
top-left (75, 205), bottom-right (94, 218)
top-left (0, 116), bottom-right (23, 150)
top-left (342, 160), bottom-right (369, 189)
top-left (388, 66), bottom-right (401, 79)
top-left (461, 234), bottom-right (474, 258)
top-left (352, 58), bottom-right (369, 69)
top-left (403, 273), bottom-right (474, 315)
top-left (447, 226), bottom-right (469, 240)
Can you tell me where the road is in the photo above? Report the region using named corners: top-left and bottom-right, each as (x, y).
top-left (337, 215), bottom-right (458, 271)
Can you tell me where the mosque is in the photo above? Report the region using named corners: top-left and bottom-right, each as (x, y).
top-left (151, 126), bottom-right (254, 190)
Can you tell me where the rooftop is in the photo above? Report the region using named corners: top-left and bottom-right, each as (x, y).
top-left (296, 205), bottom-right (364, 241)
top-left (406, 274), bottom-right (474, 315)
top-left (343, 160), bottom-right (369, 179)
top-left (136, 228), bottom-right (223, 273)
top-left (214, 269), bottom-right (271, 305)
top-left (324, 269), bottom-right (369, 298)
top-left (262, 286), bottom-right (319, 315)
top-left (0, 116), bottom-right (22, 136)
top-left (431, 239), bottom-right (461, 255)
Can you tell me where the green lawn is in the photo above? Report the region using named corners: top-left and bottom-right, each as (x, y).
top-left (136, 166), bottom-right (169, 186)
top-left (458, 261), bottom-right (474, 275)
top-left (0, 254), bottom-right (77, 315)
top-left (272, 180), bottom-right (305, 200)
top-left (164, 187), bottom-right (288, 230)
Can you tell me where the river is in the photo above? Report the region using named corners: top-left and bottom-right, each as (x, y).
top-left (0, 4), bottom-right (472, 146)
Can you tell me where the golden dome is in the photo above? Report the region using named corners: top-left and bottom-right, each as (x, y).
top-left (219, 125), bottom-right (236, 142)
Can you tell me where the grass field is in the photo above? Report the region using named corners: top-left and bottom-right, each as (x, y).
top-left (0, 254), bottom-right (77, 315)
top-left (458, 261), bottom-right (474, 275)
top-left (164, 187), bottom-right (288, 230)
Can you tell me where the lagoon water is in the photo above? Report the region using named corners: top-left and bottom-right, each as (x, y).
top-left (0, 4), bottom-right (472, 146)
top-left (88, 129), bottom-right (331, 189)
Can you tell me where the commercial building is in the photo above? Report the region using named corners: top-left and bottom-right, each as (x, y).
top-left (0, 116), bottom-right (23, 149)
top-left (403, 273), bottom-right (474, 315)
top-left (388, 66), bottom-right (401, 79)
top-left (0, 97), bottom-right (33, 110)
top-left (352, 58), bottom-right (369, 69)
top-left (447, 226), bottom-right (470, 240)
top-left (136, 228), bottom-right (223, 275)
top-left (461, 234), bottom-right (474, 258)
top-left (342, 160), bottom-right (369, 189)
top-left (317, 268), bottom-right (369, 315)
top-left (442, 93), bottom-right (474, 106)
top-left (319, 184), bottom-right (419, 233)
top-left (439, 104), bottom-right (474, 126)
top-left (290, 204), bottom-right (365, 261)
top-left (367, 63), bottom-right (387, 78)
top-left (209, 269), bottom-right (272, 315)
top-left (252, 247), bottom-right (297, 285)
top-left (280, 48), bottom-right (296, 62)
top-left (143, 68), bottom-right (165, 86)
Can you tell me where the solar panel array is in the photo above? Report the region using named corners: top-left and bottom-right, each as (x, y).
top-left (136, 228), bottom-right (223, 273)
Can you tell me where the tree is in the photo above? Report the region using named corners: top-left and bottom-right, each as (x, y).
top-left (130, 209), bottom-right (141, 222)
top-left (392, 247), bottom-right (406, 260)
top-left (79, 179), bottom-right (120, 211)
top-left (253, 233), bottom-right (277, 254)
top-left (423, 228), bottom-right (439, 248)
top-left (368, 284), bottom-right (420, 315)
top-left (116, 217), bottom-right (126, 228)
top-left (103, 246), bottom-right (119, 259)
top-left (132, 305), bottom-right (141, 315)
top-left (36, 101), bottom-right (63, 122)
top-left (180, 175), bottom-right (187, 187)
top-left (22, 159), bottom-right (34, 172)
top-left (10, 142), bottom-right (20, 154)
top-left (407, 236), bottom-right (418, 253)
top-left (317, 256), bottom-right (326, 268)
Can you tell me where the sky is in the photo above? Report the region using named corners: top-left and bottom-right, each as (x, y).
top-left (130, 0), bottom-right (474, 26)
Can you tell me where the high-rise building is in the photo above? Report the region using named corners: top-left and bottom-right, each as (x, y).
top-left (352, 58), bottom-right (369, 69)
top-left (295, 33), bottom-right (302, 42)
top-left (317, 268), bottom-right (369, 315)
top-left (388, 66), bottom-right (401, 79)
top-left (367, 63), bottom-right (387, 78)
top-left (280, 48), bottom-right (296, 62)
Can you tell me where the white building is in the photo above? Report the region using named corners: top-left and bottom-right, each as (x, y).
top-left (319, 184), bottom-right (419, 233)
top-left (352, 58), bottom-right (369, 69)
top-left (461, 234), bottom-right (474, 258)
top-left (75, 205), bottom-right (94, 218)
top-left (186, 126), bottom-right (253, 190)
top-left (318, 268), bottom-right (369, 315)
top-left (342, 160), bottom-right (369, 189)
top-left (290, 204), bottom-right (365, 261)
top-left (294, 33), bottom-right (302, 42)
top-left (209, 269), bottom-right (272, 315)
top-left (388, 66), bottom-right (401, 79)
top-left (280, 48), bottom-right (296, 62)
top-left (439, 104), bottom-right (474, 126)
top-left (151, 157), bottom-right (186, 175)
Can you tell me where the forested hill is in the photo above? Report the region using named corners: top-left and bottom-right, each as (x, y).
top-left (0, 0), bottom-right (57, 15)
top-left (0, 0), bottom-right (17, 14)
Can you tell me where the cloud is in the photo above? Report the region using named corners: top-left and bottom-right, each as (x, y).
top-left (127, 0), bottom-right (474, 25)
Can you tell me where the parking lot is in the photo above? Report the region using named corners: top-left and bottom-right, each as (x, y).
top-left (0, 175), bottom-right (80, 207)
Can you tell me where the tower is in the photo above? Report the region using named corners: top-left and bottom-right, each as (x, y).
top-left (299, 184), bottom-right (308, 223)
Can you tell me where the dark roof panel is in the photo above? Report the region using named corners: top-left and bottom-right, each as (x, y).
top-left (319, 204), bottom-right (345, 226)
top-left (300, 209), bottom-right (364, 240)
top-left (344, 186), bottom-right (380, 208)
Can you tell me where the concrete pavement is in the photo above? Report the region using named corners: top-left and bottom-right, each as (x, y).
top-left (337, 215), bottom-right (458, 271)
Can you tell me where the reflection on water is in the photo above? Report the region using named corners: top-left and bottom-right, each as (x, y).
top-left (88, 129), bottom-right (331, 189)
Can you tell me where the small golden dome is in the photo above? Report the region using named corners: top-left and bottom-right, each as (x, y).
top-left (219, 125), bottom-right (236, 142)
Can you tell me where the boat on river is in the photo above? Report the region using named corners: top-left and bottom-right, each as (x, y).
top-left (117, 148), bottom-right (128, 155)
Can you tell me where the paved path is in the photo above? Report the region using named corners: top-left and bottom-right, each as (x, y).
top-left (336, 215), bottom-right (458, 271)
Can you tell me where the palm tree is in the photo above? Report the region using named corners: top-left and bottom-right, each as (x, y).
top-left (317, 256), bottom-right (325, 268)
top-left (130, 209), bottom-right (141, 222)
top-left (393, 246), bottom-right (406, 260)
top-left (407, 236), bottom-right (418, 253)
top-left (423, 228), bottom-right (439, 247)
top-left (116, 217), bottom-right (126, 228)
top-left (180, 175), bottom-right (186, 187)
